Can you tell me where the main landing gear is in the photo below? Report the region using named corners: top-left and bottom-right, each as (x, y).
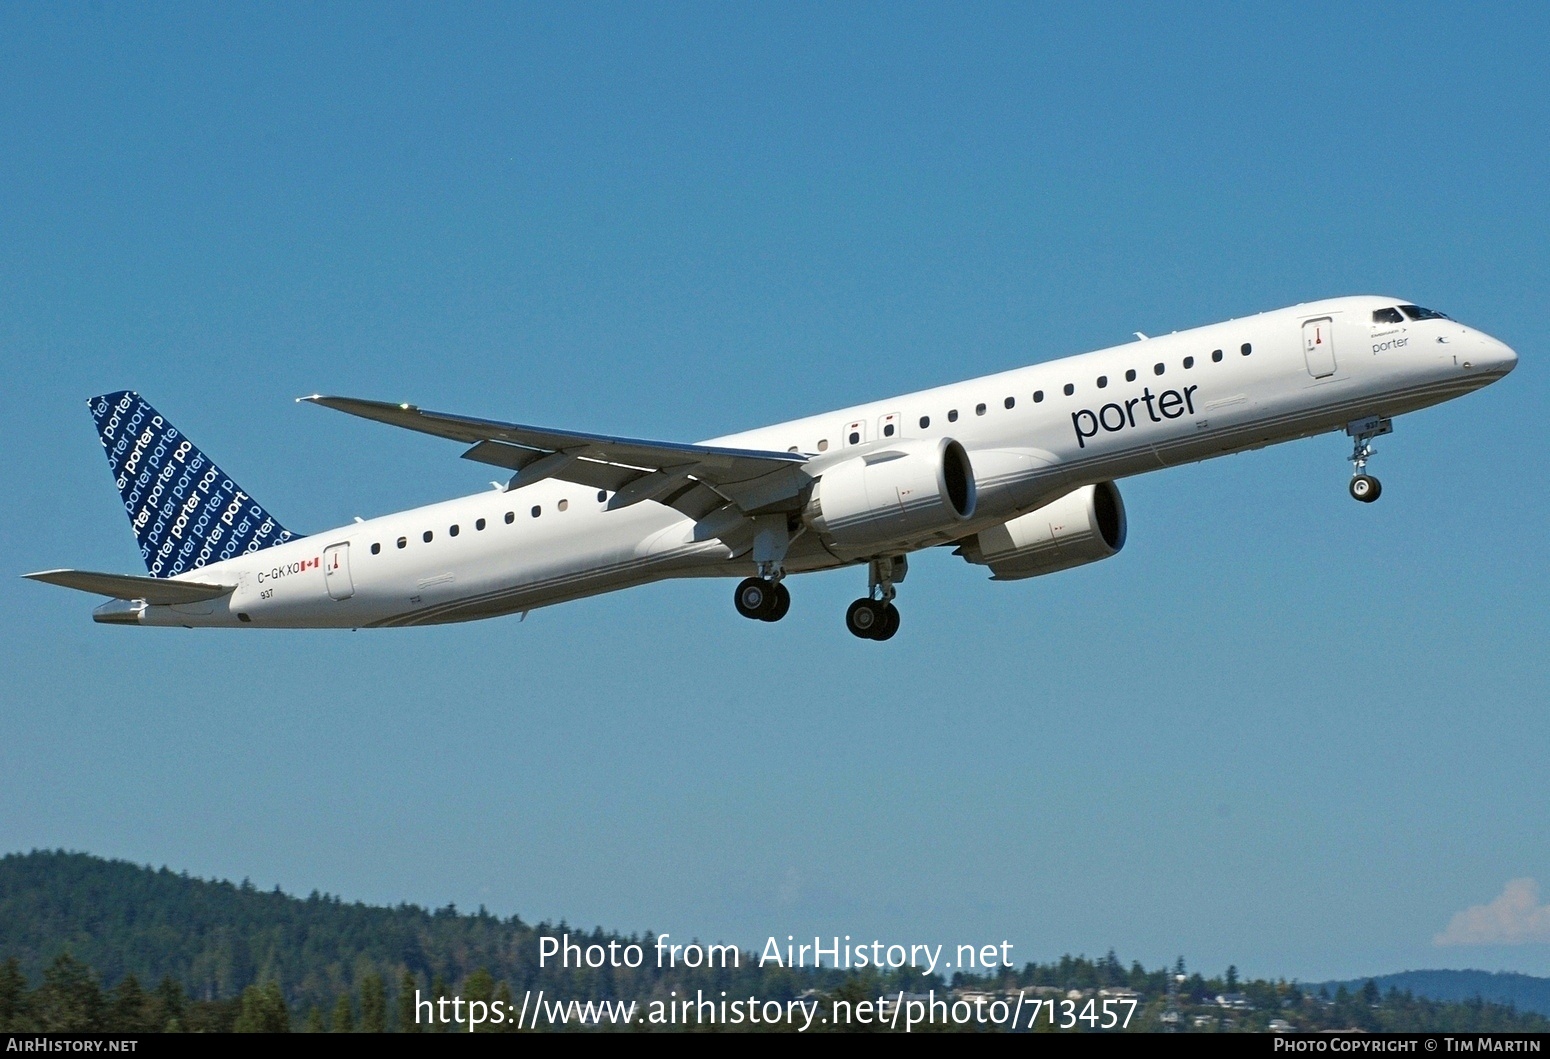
top-left (845, 556), bottom-right (905, 642)
top-left (733, 514), bottom-right (795, 622)
top-left (1345, 415), bottom-right (1392, 504)
top-left (732, 554), bottom-right (907, 641)
top-left (733, 576), bottom-right (790, 622)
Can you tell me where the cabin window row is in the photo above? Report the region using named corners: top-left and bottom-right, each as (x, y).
top-left (366, 491), bottom-right (610, 555)
top-left (798, 343), bottom-right (1253, 446)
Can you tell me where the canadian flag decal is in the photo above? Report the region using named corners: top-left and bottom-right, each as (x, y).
top-left (302, 557), bottom-right (320, 571)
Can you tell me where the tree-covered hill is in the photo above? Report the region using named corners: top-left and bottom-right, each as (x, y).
top-left (3, 849), bottom-right (1548, 1033)
top-left (0, 849), bottom-right (804, 1011)
top-left (1315, 970), bottom-right (1550, 1018)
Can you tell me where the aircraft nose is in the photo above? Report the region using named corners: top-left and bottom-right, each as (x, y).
top-left (1479, 334), bottom-right (1518, 377)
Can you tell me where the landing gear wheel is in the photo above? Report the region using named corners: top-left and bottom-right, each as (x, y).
top-left (846, 598), bottom-right (883, 639)
top-left (1349, 474), bottom-right (1382, 503)
top-left (734, 577), bottom-right (777, 620)
top-left (760, 582), bottom-right (791, 623)
top-left (872, 602), bottom-right (900, 641)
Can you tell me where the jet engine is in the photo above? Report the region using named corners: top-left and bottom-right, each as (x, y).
top-left (804, 438), bottom-right (976, 555)
top-left (954, 481), bottom-right (1126, 580)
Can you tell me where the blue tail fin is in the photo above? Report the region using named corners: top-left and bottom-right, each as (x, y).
top-left (90, 391), bottom-right (302, 577)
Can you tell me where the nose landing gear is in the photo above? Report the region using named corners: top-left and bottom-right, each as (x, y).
top-left (1345, 416), bottom-right (1392, 504)
top-left (845, 556), bottom-right (905, 641)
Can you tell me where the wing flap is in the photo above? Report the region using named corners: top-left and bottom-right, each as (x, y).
top-left (24, 569), bottom-right (236, 605)
top-left (302, 395), bottom-right (804, 487)
top-left (305, 395), bottom-right (814, 520)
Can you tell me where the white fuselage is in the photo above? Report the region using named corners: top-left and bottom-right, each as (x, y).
top-left (131, 296), bottom-right (1517, 629)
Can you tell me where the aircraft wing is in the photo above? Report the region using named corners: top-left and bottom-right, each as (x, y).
top-left (300, 395), bottom-right (813, 520)
top-left (23, 569), bottom-right (236, 604)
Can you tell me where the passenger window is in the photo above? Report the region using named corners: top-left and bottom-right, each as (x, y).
top-left (450, 524), bottom-right (460, 537)
top-left (397, 537), bottom-right (407, 549)
top-left (948, 409), bottom-right (958, 422)
top-left (1154, 362), bottom-right (1165, 375)
top-left (1212, 349), bottom-right (1223, 362)
top-left (919, 415), bottom-right (930, 429)
top-left (848, 430), bottom-right (860, 444)
top-left (531, 506), bottom-right (541, 518)
top-left (1097, 375), bottom-right (1108, 389)
top-left (504, 512), bottom-right (514, 524)
top-left (1003, 396), bottom-right (1015, 409)
top-left (1373, 307), bottom-right (1405, 324)
top-left (1033, 390), bottom-right (1044, 402)
top-left (1183, 356), bottom-right (1194, 369)
top-left (558, 499), bottom-right (569, 512)
top-left (975, 403), bottom-right (986, 416)
top-left (817, 439), bottom-right (829, 452)
top-left (787, 445), bottom-right (799, 453)
top-left (476, 518), bottom-right (486, 531)
top-left (597, 490), bottom-right (608, 502)
top-left (1241, 343), bottom-right (1252, 356)
top-left (1125, 369), bottom-right (1137, 382)
top-left (883, 422), bottom-right (895, 437)
top-left (371, 542), bottom-right (381, 555)
top-left (1063, 383), bottom-right (1074, 396)
top-left (423, 530), bottom-right (433, 543)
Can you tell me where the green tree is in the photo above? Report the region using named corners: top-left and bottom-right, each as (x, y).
top-left (360, 972), bottom-right (386, 1033)
top-left (494, 981), bottom-right (515, 1033)
top-left (331, 992), bottom-right (354, 1032)
top-left (1225, 965), bottom-right (1239, 991)
top-left (149, 975), bottom-right (185, 1032)
top-left (0, 957), bottom-right (28, 1031)
top-left (303, 1006), bottom-right (325, 1033)
top-left (107, 974), bottom-right (155, 1032)
top-left (465, 968), bottom-right (494, 1033)
top-left (35, 953), bottom-right (103, 1031)
top-left (397, 970), bottom-right (421, 1033)
top-left (430, 975), bottom-right (448, 1033)
top-left (233, 980), bottom-right (289, 1033)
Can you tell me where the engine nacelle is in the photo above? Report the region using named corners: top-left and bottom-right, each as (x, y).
top-left (955, 481), bottom-right (1126, 581)
top-left (804, 438), bottom-right (977, 554)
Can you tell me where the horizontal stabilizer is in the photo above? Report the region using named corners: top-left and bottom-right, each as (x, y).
top-left (23, 568), bottom-right (235, 605)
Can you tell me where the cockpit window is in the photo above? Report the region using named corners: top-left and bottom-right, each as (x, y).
top-left (1399, 304), bottom-right (1451, 321)
top-left (1372, 307), bottom-right (1405, 324)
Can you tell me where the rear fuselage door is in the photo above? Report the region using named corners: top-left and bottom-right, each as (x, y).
top-left (1303, 317), bottom-right (1337, 378)
top-left (324, 543), bottom-right (354, 600)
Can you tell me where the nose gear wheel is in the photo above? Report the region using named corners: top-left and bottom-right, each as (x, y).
top-left (1345, 416), bottom-right (1392, 504)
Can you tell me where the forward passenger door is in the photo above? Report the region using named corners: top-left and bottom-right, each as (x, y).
top-left (1303, 317), bottom-right (1337, 378)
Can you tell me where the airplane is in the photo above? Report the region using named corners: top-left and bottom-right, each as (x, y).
top-left (25, 296), bottom-right (1517, 640)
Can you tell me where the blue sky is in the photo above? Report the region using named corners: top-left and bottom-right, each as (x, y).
top-left (2, 2), bottom-right (1547, 983)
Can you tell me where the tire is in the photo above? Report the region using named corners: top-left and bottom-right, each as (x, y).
top-left (845, 598), bottom-right (881, 638)
top-left (1349, 475), bottom-right (1382, 503)
top-left (872, 602), bottom-right (900, 641)
top-left (761, 582), bottom-right (791, 622)
top-left (734, 577), bottom-right (773, 619)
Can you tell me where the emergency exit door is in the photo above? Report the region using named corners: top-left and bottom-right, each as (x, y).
top-left (1303, 317), bottom-right (1337, 378)
top-left (324, 543), bottom-right (354, 600)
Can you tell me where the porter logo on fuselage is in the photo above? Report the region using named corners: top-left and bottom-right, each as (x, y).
top-left (1071, 385), bottom-right (1200, 448)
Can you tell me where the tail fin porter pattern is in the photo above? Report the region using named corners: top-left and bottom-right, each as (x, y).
top-left (91, 391), bottom-right (300, 578)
